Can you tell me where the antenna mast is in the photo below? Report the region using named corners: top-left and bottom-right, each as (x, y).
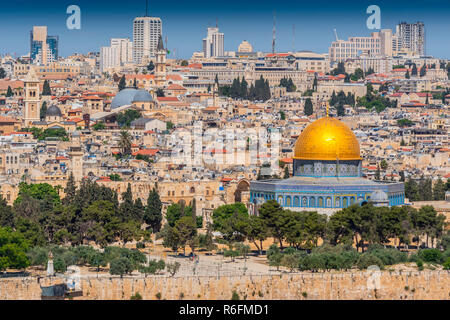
top-left (145, 0), bottom-right (148, 17)
top-left (272, 11), bottom-right (276, 54)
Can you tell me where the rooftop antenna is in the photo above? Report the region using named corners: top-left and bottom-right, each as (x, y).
top-left (216, 18), bottom-right (218, 28)
top-left (145, 0), bottom-right (148, 17)
top-left (272, 11), bottom-right (276, 54)
top-left (165, 36), bottom-right (168, 54)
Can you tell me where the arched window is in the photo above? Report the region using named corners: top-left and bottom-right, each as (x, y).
top-left (294, 196), bottom-right (300, 207)
top-left (277, 196), bottom-right (283, 205)
top-left (285, 196), bottom-right (291, 207)
top-left (326, 197), bottom-right (332, 207)
top-left (302, 197), bottom-right (307, 207)
top-left (310, 197), bottom-right (316, 207)
top-left (318, 197), bottom-right (324, 208)
top-left (335, 197), bottom-right (341, 208)
top-left (350, 197), bottom-right (355, 205)
top-left (343, 197), bottom-right (348, 208)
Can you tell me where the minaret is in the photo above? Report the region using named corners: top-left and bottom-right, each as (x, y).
top-left (155, 34), bottom-right (166, 86)
top-left (23, 68), bottom-right (41, 127)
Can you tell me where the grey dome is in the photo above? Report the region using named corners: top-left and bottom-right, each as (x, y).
top-left (46, 105), bottom-right (62, 117)
top-left (110, 88), bottom-right (138, 109)
top-left (370, 190), bottom-right (388, 202)
top-left (132, 89), bottom-right (153, 103)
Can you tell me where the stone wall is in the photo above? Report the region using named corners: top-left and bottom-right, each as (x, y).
top-left (1, 271), bottom-right (449, 300)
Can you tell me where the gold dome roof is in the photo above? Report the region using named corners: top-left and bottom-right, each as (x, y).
top-left (293, 117), bottom-right (361, 160)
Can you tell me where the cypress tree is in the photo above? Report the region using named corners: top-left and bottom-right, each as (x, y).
top-left (304, 98), bottom-right (313, 116)
top-left (144, 188), bottom-right (162, 232)
top-left (39, 101), bottom-right (47, 121)
top-left (118, 75), bottom-right (126, 91)
top-left (42, 80), bottom-right (51, 95)
top-left (6, 86), bottom-right (13, 97)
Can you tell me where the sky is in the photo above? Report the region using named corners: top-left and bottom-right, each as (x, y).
top-left (0, 0), bottom-right (449, 59)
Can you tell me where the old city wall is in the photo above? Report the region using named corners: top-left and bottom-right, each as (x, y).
top-left (0, 271), bottom-right (449, 300)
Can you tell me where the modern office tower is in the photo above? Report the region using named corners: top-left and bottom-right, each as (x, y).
top-left (30, 26), bottom-right (59, 65)
top-left (100, 38), bottom-right (133, 72)
top-left (202, 27), bottom-right (224, 58)
top-left (133, 16), bottom-right (162, 64)
top-left (395, 22), bottom-right (425, 56)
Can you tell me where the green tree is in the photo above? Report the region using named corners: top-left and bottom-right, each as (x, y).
top-left (0, 227), bottom-right (30, 271)
top-left (180, 60), bottom-right (188, 67)
top-left (147, 61), bottom-right (155, 71)
top-left (267, 244), bottom-right (283, 271)
top-left (118, 130), bottom-right (132, 155)
top-left (118, 75), bottom-right (126, 91)
top-left (304, 98), bottom-right (313, 116)
top-left (156, 88), bottom-right (165, 97)
top-left (6, 86), bottom-right (13, 97)
top-left (39, 101), bottom-right (48, 120)
top-left (0, 67), bottom-right (6, 79)
top-left (411, 64), bottom-right (418, 76)
top-left (212, 203), bottom-right (249, 243)
top-left (173, 216), bottom-right (197, 255)
top-left (144, 188), bottom-right (162, 232)
top-left (258, 200), bottom-right (287, 249)
top-left (433, 178), bottom-right (446, 200)
top-left (42, 80), bottom-right (51, 95)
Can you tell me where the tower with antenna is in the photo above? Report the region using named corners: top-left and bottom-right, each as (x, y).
top-left (272, 11), bottom-right (276, 54)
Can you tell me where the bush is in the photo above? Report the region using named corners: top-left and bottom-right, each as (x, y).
top-left (130, 292), bottom-right (143, 300)
top-left (136, 242), bottom-right (145, 249)
top-left (356, 253), bottom-right (384, 270)
top-left (27, 247), bottom-right (49, 266)
top-left (367, 248), bottom-right (408, 266)
top-left (419, 249), bottom-right (443, 264)
top-left (443, 258), bottom-right (450, 270)
top-left (53, 256), bottom-right (67, 273)
top-left (231, 290), bottom-right (240, 300)
top-left (417, 259), bottom-right (424, 271)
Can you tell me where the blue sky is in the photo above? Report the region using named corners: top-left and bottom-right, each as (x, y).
top-left (0, 0), bottom-right (449, 59)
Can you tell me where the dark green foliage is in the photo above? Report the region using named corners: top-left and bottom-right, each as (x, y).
top-left (279, 77), bottom-right (296, 92)
top-left (220, 76), bottom-right (270, 101)
top-left (23, 127), bottom-right (69, 141)
top-left (144, 188), bottom-right (162, 232)
top-left (418, 249), bottom-right (443, 264)
top-left (156, 88), bottom-right (165, 97)
top-left (116, 109), bottom-right (141, 128)
top-left (0, 227), bottom-right (30, 271)
top-left (40, 101), bottom-right (47, 121)
top-left (118, 75), bottom-right (126, 91)
top-left (42, 80), bottom-right (51, 95)
top-left (304, 98), bottom-right (313, 116)
top-left (6, 86), bottom-right (13, 97)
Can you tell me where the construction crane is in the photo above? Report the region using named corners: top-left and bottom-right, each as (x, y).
top-left (333, 28), bottom-right (339, 41)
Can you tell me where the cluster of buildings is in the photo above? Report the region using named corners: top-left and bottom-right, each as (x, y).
top-left (0, 14), bottom-right (448, 225)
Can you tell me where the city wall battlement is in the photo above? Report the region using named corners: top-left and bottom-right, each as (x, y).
top-left (0, 271), bottom-right (449, 300)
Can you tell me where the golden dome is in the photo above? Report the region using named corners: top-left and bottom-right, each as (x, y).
top-left (293, 117), bottom-right (361, 160)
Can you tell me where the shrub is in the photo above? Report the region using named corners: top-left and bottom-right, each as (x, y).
top-left (155, 292), bottom-right (161, 300)
top-left (417, 259), bottom-right (424, 271)
top-left (130, 292), bottom-right (143, 300)
top-left (368, 248), bottom-right (408, 266)
top-left (443, 258), bottom-right (450, 270)
top-left (356, 253), bottom-right (384, 270)
top-left (419, 249), bottom-right (443, 264)
top-left (136, 242), bottom-right (145, 249)
top-left (231, 290), bottom-right (240, 300)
